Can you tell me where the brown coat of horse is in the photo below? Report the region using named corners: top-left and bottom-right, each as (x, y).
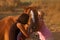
top-left (0, 15), bottom-right (20, 40)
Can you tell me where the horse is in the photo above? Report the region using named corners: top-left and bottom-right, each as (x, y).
top-left (0, 7), bottom-right (53, 40)
top-left (0, 15), bottom-right (20, 40)
top-left (0, 7), bottom-right (41, 40)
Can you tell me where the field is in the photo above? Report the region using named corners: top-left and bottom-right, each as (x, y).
top-left (0, 0), bottom-right (60, 40)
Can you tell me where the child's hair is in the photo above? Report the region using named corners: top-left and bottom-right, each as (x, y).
top-left (17, 13), bottom-right (29, 24)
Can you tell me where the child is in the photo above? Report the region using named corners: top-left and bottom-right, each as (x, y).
top-left (37, 11), bottom-right (54, 40)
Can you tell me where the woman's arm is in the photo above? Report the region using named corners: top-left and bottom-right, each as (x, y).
top-left (17, 23), bottom-right (29, 38)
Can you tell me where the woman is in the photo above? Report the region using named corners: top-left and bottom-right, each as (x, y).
top-left (16, 8), bottom-right (32, 40)
top-left (37, 11), bottom-right (54, 40)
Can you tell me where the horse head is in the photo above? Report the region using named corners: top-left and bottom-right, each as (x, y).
top-left (23, 7), bottom-right (44, 40)
top-left (24, 7), bottom-right (41, 33)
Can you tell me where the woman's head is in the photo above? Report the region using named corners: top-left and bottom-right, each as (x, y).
top-left (17, 13), bottom-right (29, 24)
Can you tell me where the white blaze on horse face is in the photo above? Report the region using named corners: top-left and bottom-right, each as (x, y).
top-left (30, 10), bottom-right (35, 23)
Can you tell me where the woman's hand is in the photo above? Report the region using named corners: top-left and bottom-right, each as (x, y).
top-left (17, 23), bottom-right (29, 38)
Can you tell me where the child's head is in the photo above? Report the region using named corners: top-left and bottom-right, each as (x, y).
top-left (17, 13), bottom-right (29, 25)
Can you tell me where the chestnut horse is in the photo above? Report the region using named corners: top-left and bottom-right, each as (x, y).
top-left (0, 7), bottom-right (41, 40)
top-left (0, 7), bottom-right (52, 40)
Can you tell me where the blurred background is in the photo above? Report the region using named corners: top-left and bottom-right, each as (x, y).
top-left (0, 0), bottom-right (60, 40)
